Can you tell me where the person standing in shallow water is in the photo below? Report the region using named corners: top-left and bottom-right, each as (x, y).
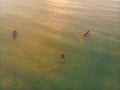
top-left (60, 53), bottom-right (65, 64)
top-left (12, 30), bottom-right (17, 39)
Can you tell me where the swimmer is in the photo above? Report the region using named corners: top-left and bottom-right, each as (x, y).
top-left (12, 30), bottom-right (17, 39)
top-left (84, 30), bottom-right (90, 38)
top-left (60, 53), bottom-right (65, 64)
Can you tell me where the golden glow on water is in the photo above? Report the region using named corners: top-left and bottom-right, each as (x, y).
top-left (44, 0), bottom-right (68, 29)
top-left (49, 0), bottom-right (67, 5)
top-left (0, 0), bottom-right (120, 90)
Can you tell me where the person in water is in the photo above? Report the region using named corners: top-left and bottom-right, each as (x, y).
top-left (12, 30), bottom-right (17, 39)
top-left (84, 30), bottom-right (90, 37)
top-left (60, 53), bottom-right (64, 64)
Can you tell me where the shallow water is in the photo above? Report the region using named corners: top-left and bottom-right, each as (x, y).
top-left (0, 0), bottom-right (120, 90)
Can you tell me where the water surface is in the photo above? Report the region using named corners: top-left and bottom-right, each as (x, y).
top-left (0, 0), bottom-right (120, 90)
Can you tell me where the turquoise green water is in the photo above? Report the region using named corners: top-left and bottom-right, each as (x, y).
top-left (0, 0), bottom-right (120, 90)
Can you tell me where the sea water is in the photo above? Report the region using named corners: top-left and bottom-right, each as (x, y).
top-left (0, 0), bottom-right (120, 90)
